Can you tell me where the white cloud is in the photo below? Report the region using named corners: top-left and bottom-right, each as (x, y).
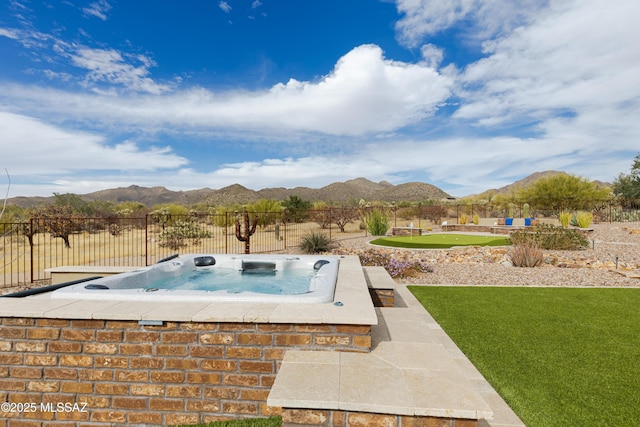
top-left (455, 0), bottom-right (640, 127)
top-left (0, 27), bottom-right (19, 39)
top-left (395, 0), bottom-right (548, 47)
top-left (1, 44), bottom-right (452, 136)
top-left (420, 44), bottom-right (444, 68)
top-left (70, 47), bottom-right (170, 94)
top-left (82, 0), bottom-right (112, 21)
top-left (219, 1), bottom-right (232, 13)
top-left (0, 111), bottom-right (188, 176)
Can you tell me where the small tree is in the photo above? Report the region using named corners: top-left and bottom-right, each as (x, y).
top-left (247, 199), bottom-right (283, 229)
top-left (309, 201), bottom-right (331, 229)
top-left (282, 196), bottom-right (311, 223)
top-left (31, 205), bottom-right (81, 248)
top-left (332, 206), bottom-right (359, 232)
top-left (613, 152), bottom-right (640, 200)
top-left (517, 173), bottom-right (611, 213)
top-left (420, 204), bottom-right (447, 224)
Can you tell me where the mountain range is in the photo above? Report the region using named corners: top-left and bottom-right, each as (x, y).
top-left (7, 177), bottom-right (454, 208)
top-left (8, 172), bottom-right (610, 208)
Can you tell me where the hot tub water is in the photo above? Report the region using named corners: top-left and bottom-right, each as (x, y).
top-left (51, 254), bottom-right (340, 304)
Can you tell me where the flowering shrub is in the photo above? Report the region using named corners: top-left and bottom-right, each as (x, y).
top-left (357, 249), bottom-right (433, 279)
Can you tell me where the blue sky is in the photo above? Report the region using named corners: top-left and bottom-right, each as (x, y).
top-left (1, 0), bottom-right (638, 198)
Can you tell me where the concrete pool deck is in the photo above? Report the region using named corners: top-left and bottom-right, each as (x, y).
top-left (269, 267), bottom-right (525, 427)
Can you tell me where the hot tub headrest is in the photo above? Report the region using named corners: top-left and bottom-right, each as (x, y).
top-left (241, 261), bottom-right (276, 273)
top-left (85, 284), bottom-right (110, 290)
top-left (313, 260), bottom-right (330, 270)
top-left (194, 256), bottom-right (216, 267)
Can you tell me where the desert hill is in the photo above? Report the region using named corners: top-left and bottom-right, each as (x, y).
top-left (468, 171), bottom-right (567, 199)
top-left (7, 177), bottom-right (453, 208)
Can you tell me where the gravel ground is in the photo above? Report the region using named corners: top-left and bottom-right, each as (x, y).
top-left (333, 223), bottom-right (640, 288)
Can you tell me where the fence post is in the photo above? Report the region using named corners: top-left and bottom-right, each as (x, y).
top-left (145, 215), bottom-right (149, 266)
top-left (30, 217), bottom-right (34, 284)
top-left (283, 210), bottom-right (287, 249)
top-left (609, 202), bottom-right (612, 224)
top-left (225, 211), bottom-right (229, 254)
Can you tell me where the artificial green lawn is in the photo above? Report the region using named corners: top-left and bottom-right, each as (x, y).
top-left (370, 233), bottom-right (511, 249)
top-left (408, 286), bottom-right (640, 427)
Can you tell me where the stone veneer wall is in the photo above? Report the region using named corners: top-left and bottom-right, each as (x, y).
top-left (0, 317), bottom-right (371, 426)
top-left (282, 408), bottom-right (479, 427)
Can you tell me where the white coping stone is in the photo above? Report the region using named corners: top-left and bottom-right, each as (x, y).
top-left (0, 255), bottom-right (377, 327)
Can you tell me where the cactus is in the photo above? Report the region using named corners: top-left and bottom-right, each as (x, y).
top-left (235, 210), bottom-right (258, 254)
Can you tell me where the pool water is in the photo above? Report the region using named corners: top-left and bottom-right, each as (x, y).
top-left (147, 268), bottom-right (316, 295)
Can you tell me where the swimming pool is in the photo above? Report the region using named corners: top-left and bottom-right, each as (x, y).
top-left (51, 254), bottom-right (340, 303)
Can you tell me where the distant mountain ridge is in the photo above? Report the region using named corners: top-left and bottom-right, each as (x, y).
top-left (7, 178), bottom-right (453, 208)
top-left (468, 171), bottom-right (611, 199)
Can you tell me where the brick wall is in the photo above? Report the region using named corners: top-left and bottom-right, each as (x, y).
top-left (282, 408), bottom-right (479, 427)
top-left (0, 317), bottom-right (371, 426)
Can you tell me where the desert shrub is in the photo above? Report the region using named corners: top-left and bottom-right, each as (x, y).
top-left (397, 206), bottom-right (418, 220)
top-left (472, 214), bottom-right (480, 225)
top-left (159, 220), bottom-right (211, 250)
top-left (509, 243), bottom-right (544, 267)
top-left (572, 211), bottom-right (593, 228)
top-left (510, 223), bottom-right (589, 250)
top-left (420, 204), bottom-right (448, 224)
top-left (309, 202), bottom-right (331, 228)
top-left (459, 213), bottom-right (468, 224)
top-left (357, 249), bottom-right (433, 279)
top-left (363, 208), bottom-right (390, 236)
top-left (299, 232), bottom-right (333, 254)
top-left (611, 209), bottom-right (640, 222)
top-left (559, 211), bottom-right (572, 228)
top-left (248, 199), bottom-right (283, 228)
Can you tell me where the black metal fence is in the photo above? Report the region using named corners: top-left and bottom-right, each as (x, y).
top-left (2, 203), bottom-right (639, 289)
top-left (1, 209), bottom-right (374, 288)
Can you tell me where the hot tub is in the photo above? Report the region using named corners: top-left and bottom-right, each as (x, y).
top-left (51, 254), bottom-right (340, 304)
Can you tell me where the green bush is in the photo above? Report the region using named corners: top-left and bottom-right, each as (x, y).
top-left (510, 223), bottom-right (588, 250)
top-left (159, 220), bottom-right (211, 250)
top-left (573, 211), bottom-right (593, 228)
top-left (559, 211), bottom-right (572, 228)
top-left (363, 208), bottom-right (390, 236)
top-left (299, 232), bottom-right (333, 254)
top-left (509, 243), bottom-right (544, 267)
